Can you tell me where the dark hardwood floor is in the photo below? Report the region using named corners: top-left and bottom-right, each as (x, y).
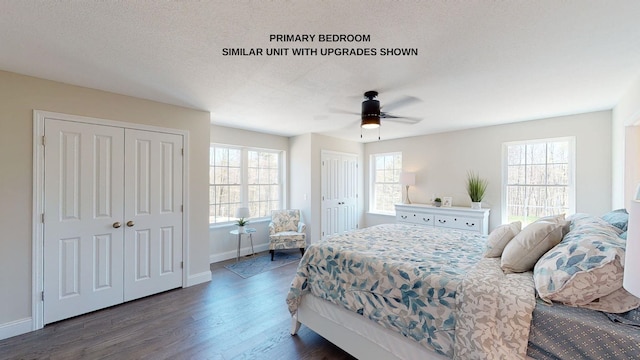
top-left (0, 252), bottom-right (355, 360)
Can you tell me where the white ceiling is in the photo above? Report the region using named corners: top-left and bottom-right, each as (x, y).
top-left (2, 1), bottom-right (640, 142)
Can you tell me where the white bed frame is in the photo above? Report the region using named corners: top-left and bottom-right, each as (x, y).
top-left (290, 294), bottom-right (448, 360)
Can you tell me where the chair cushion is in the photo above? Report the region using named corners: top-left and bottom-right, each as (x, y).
top-left (269, 232), bottom-right (306, 250)
top-left (271, 210), bottom-right (300, 233)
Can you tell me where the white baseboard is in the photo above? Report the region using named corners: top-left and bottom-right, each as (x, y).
top-left (186, 270), bottom-right (212, 287)
top-left (0, 317), bottom-right (33, 341)
top-left (209, 243), bottom-right (269, 264)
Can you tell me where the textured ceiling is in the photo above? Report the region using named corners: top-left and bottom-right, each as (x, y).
top-left (2, 1), bottom-right (640, 142)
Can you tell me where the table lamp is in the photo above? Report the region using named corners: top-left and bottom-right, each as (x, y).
top-left (399, 172), bottom-right (416, 204)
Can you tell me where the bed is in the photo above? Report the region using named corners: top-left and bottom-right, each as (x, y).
top-left (286, 211), bottom-right (640, 359)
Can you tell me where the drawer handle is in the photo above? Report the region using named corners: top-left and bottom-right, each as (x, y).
top-left (438, 219), bottom-right (446, 224)
top-left (466, 222), bottom-right (475, 227)
top-left (422, 218), bottom-right (430, 222)
top-left (401, 215), bottom-right (407, 219)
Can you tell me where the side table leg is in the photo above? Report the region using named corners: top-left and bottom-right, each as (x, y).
top-left (236, 233), bottom-right (241, 262)
top-left (249, 234), bottom-right (255, 256)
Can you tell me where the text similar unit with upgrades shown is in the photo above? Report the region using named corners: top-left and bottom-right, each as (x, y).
top-left (395, 204), bottom-right (490, 235)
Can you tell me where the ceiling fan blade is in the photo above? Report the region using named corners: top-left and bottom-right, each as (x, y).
top-left (382, 115), bottom-right (423, 124)
top-left (329, 107), bottom-right (360, 116)
top-left (381, 95), bottom-right (421, 112)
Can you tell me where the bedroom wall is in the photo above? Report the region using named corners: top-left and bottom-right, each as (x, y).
top-left (289, 133), bottom-right (364, 244)
top-left (208, 125), bottom-right (289, 263)
top-left (0, 70), bottom-right (211, 336)
top-left (364, 111), bottom-right (613, 230)
top-left (612, 73), bottom-right (640, 208)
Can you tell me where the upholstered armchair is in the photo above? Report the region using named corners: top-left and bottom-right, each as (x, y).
top-left (268, 209), bottom-right (306, 261)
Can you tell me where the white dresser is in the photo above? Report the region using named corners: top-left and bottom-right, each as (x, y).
top-left (395, 203), bottom-right (490, 235)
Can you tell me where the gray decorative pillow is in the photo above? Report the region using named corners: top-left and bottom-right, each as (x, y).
top-left (484, 221), bottom-right (521, 258)
top-left (501, 219), bottom-right (568, 273)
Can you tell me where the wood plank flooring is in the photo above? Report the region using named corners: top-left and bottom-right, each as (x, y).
top-left (0, 252), bottom-right (355, 360)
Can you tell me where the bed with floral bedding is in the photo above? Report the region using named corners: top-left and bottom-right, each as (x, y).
top-left (286, 223), bottom-right (536, 359)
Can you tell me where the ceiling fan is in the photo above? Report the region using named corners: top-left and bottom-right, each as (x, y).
top-left (331, 90), bottom-right (422, 133)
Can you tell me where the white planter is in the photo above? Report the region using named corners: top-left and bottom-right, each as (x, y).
top-left (238, 226), bottom-right (245, 233)
top-left (471, 202), bottom-right (482, 210)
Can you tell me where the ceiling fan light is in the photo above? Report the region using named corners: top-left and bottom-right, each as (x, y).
top-left (361, 117), bottom-right (380, 129)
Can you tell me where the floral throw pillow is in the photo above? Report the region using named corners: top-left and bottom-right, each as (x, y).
top-left (533, 215), bottom-right (639, 313)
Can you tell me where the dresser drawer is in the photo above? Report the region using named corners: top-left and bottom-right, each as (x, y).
top-left (396, 211), bottom-right (434, 226)
top-left (395, 204), bottom-right (489, 234)
top-left (434, 215), bottom-right (481, 232)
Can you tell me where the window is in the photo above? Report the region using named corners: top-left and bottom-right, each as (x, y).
top-left (210, 145), bottom-right (283, 224)
top-left (503, 137), bottom-right (575, 225)
top-left (370, 152), bottom-right (402, 213)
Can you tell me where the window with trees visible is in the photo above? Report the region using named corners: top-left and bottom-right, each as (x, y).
top-left (370, 152), bottom-right (402, 213)
top-left (503, 137), bottom-right (575, 225)
top-left (210, 145), bottom-right (283, 224)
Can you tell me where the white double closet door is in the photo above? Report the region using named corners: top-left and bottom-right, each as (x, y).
top-left (43, 119), bottom-right (183, 324)
top-left (321, 151), bottom-right (358, 240)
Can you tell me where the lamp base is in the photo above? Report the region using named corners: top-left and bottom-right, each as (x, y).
top-left (404, 185), bottom-right (412, 204)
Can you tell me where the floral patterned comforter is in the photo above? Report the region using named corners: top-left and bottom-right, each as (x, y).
top-left (286, 223), bottom-right (535, 359)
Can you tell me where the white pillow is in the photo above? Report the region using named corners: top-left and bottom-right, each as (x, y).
top-left (484, 221), bottom-right (521, 258)
top-left (501, 220), bottom-right (568, 273)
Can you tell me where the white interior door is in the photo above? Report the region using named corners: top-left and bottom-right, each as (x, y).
top-left (321, 152), bottom-right (358, 239)
top-left (123, 129), bottom-right (183, 301)
top-left (321, 152), bottom-right (341, 238)
top-left (341, 154), bottom-right (358, 233)
top-left (43, 119), bottom-right (184, 323)
top-left (43, 119), bottom-right (125, 324)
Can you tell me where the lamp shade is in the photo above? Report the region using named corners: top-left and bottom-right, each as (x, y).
top-left (235, 207), bottom-right (250, 219)
top-left (623, 184), bottom-right (640, 297)
top-left (399, 172), bottom-right (416, 186)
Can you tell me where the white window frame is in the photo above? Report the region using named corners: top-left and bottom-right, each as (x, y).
top-left (369, 152), bottom-right (403, 214)
top-left (210, 144), bottom-right (284, 225)
top-left (501, 137), bottom-right (576, 225)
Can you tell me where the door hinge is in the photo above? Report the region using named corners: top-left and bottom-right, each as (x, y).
top-left (181, 148), bottom-right (184, 156)
top-left (41, 136), bottom-right (46, 146)
top-left (41, 291), bottom-right (44, 301)
top-left (41, 213), bottom-right (44, 223)
top-left (181, 205), bottom-right (183, 212)
top-left (180, 261), bottom-right (184, 269)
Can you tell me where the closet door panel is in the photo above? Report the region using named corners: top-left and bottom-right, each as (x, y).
top-left (123, 129), bottom-right (183, 301)
top-left (43, 119), bottom-right (125, 324)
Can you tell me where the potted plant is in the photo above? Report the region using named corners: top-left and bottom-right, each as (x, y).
top-left (433, 197), bottom-right (442, 207)
top-left (236, 217), bottom-right (249, 233)
top-left (466, 171), bottom-right (488, 209)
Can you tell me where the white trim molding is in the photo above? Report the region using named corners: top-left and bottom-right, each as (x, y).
top-left (0, 318), bottom-right (32, 341)
top-left (32, 110), bottom-right (191, 331)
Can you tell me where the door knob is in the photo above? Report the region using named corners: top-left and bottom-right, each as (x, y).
top-left (113, 222), bottom-right (122, 228)
top-left (126, 221), bottom-right (135, 227)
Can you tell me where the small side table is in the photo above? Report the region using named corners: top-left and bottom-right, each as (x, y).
top-left (230, 227), bottom-right (256, 262)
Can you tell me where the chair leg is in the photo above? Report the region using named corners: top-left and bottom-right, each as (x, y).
top-left (270, 250), bottom-right (274, 261)
top-left (300, 248), bottom-right (305, 256)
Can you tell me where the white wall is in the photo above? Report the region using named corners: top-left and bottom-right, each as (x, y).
top-left (289, 133), bottom-right (364, 244)
top-left (613, 74), bottom-right (640, 208)
top-left (364, 111), bottom-right (613, 230)
top-left (209, 125), bottom-right (289, 263)
top-left (0, 70), bottom-right (211, 337)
